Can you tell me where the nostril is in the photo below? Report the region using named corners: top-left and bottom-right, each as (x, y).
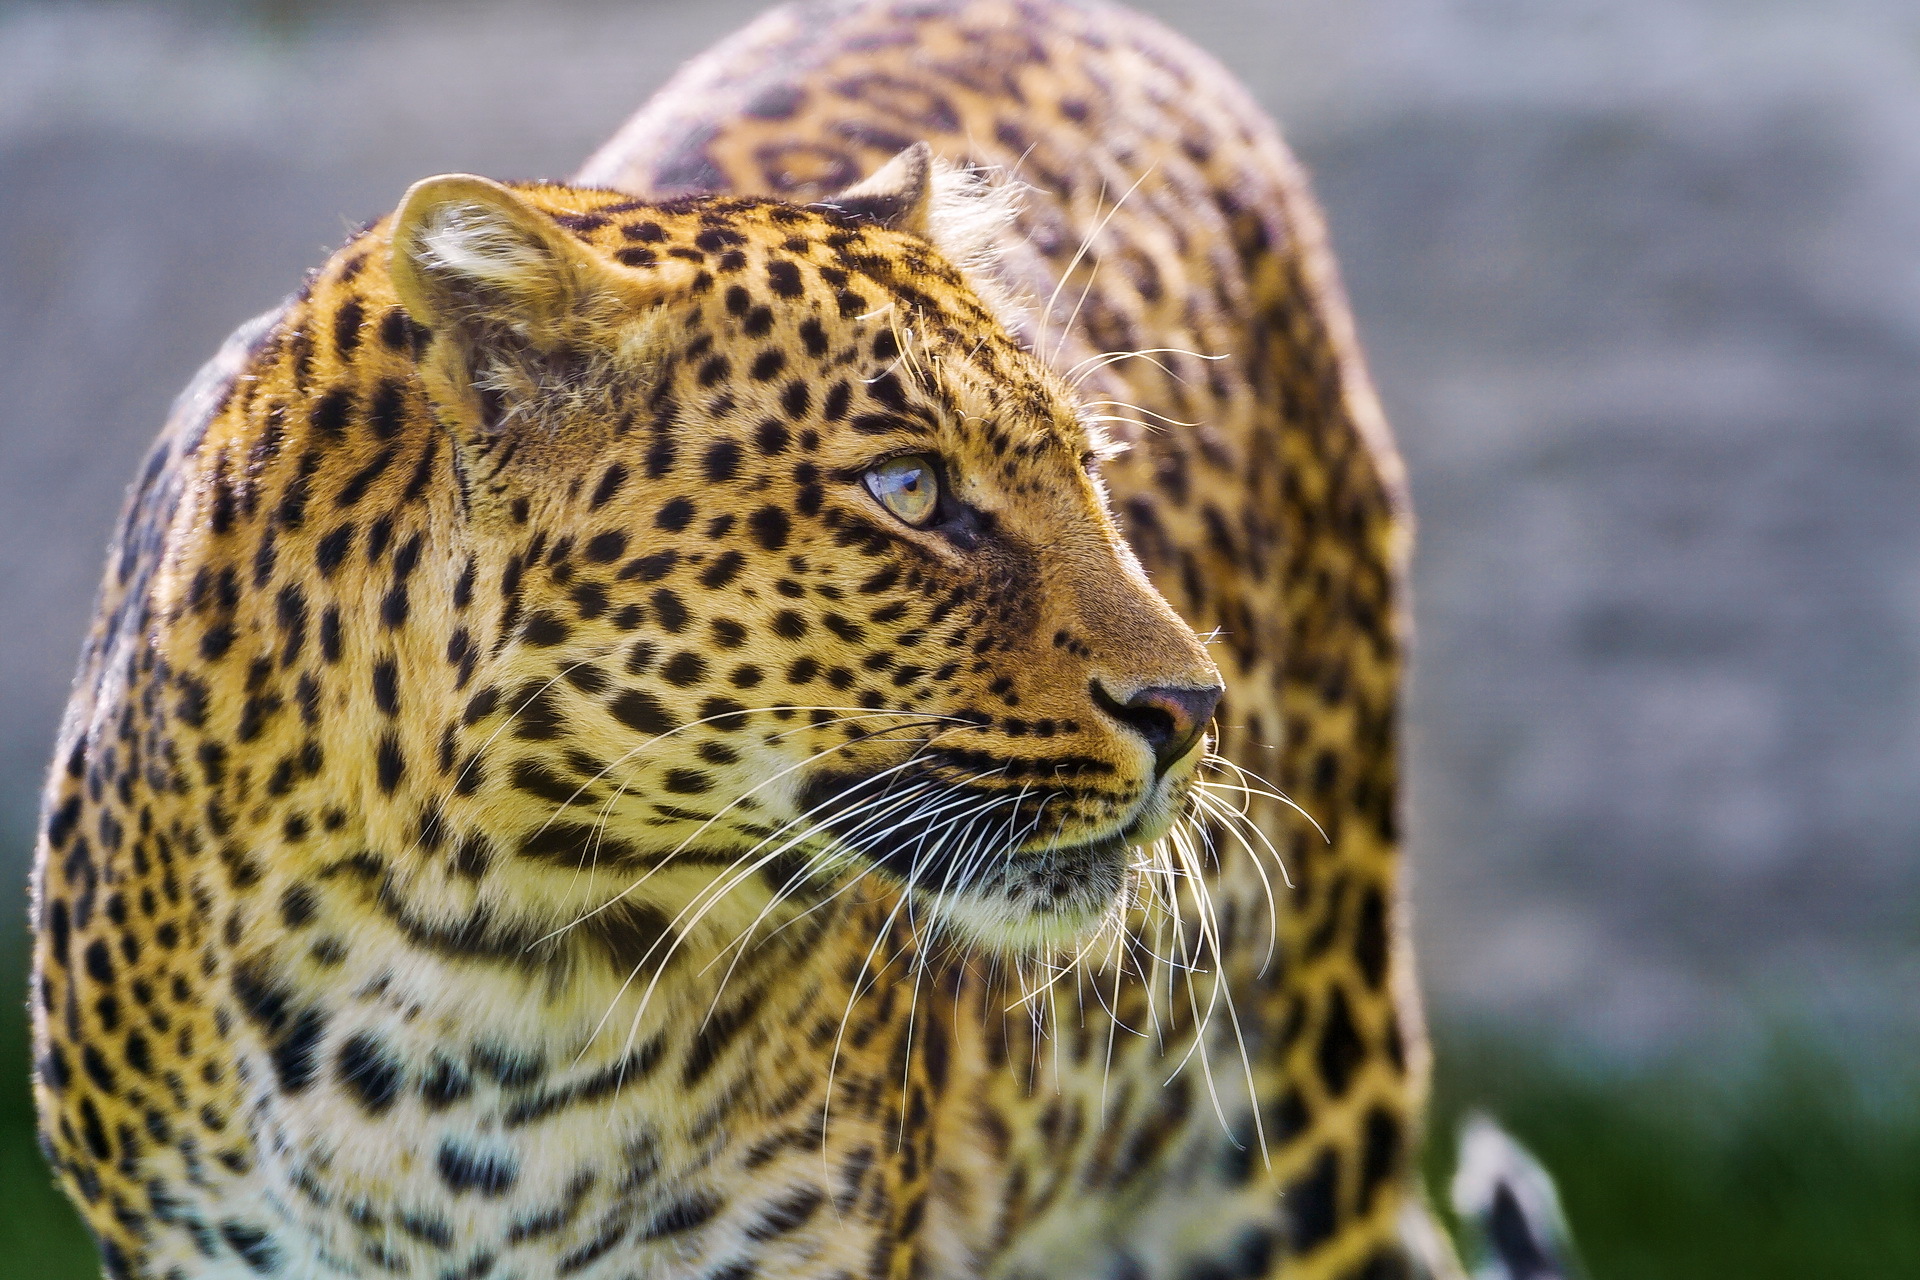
top-left (1091, 680), bottom-right (1224, 774)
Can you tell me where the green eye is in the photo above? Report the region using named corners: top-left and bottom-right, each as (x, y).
top-left (864, 455), bottom-right (940, 527)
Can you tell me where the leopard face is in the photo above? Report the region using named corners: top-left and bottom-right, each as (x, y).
top-left (388, 156), bottom-right (1222, 954)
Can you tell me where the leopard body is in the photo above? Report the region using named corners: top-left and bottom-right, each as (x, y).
top-left (31, 3), bottom-right (1446, 1278)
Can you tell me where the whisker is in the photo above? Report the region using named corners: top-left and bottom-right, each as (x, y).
top-left (1038, 165), bottom-right (1156, 365)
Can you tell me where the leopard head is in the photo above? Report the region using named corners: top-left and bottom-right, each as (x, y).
top-left (386, 146), bottom-right (1221, 954)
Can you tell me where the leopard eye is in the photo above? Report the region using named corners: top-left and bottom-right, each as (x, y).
top-left (864, 454), bottom-right (940, 527)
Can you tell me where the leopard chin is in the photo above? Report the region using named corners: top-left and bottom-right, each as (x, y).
top-left (897, 747), bottom-right (1210, 956)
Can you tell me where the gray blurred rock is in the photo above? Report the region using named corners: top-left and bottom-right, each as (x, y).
top-left (3, 0), bottom-right (1914, 1060)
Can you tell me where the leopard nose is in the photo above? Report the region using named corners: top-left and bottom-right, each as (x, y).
top-left (1091, 680), bottom-right (1224, 775)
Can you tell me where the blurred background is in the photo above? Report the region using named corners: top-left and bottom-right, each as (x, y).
top-left (2, 0), bottom-right (1916, 1274)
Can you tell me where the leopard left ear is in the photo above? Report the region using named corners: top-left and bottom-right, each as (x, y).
top-left (820, 142), bottom-right (934, 236)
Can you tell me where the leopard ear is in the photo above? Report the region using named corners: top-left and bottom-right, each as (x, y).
top-left (389, 174), bottom-right (600, 357)
top-left (820, 142), bottom-right (934, 236)
top-left (386, 174), bottom-right (677, 476)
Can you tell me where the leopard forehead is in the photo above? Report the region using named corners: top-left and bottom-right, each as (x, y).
top-left (407, 184), bottom-right (1102, 514)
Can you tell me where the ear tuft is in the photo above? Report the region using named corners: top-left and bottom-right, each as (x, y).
top-left (818, 141), bottom-right (935, 235)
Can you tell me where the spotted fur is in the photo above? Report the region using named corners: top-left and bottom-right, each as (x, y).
top-left (31, 2), bottom-right (1454, 1278)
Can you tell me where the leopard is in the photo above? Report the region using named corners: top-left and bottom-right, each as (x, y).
top-left (30, 1), bottom-right (1487, 1278)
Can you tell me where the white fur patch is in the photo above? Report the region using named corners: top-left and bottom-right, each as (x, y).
top-left (414, 202), bottom-right (551, 296)
top-left (922, 158), bottom-right (1026, 328)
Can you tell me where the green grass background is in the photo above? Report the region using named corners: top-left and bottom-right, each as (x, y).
top-left (3, 956), bottom-right (1914, 1279)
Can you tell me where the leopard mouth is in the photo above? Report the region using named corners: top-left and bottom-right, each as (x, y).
top-left (797, 758), bottom-right (1201, 949)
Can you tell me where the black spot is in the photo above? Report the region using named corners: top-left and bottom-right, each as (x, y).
top-left (657, 498), bottom-right (696, 531)
top-left (641, 1191), bottom-right (721, 1240)
top-left (1317, 987), bottom-right (1366, 1098)
top-left (749, 506), bottom-right (791, 551)
top-left (437, 1142), bottom-right (519, 1196)
top-left (664, 768), bottom-right (713, 795)
top-left (700, 551), bottom-right (746, 589)
top-left (646, 434), bottom-right (677, 480)
top-left (620, 550), bottom-right (679, 583)
top-left (557, 1221), bottom-right (632, 1275)
top-left (703, 439), bottom-right (742, 483)
top-left (1359, 1106), bottom-right (1403, 1210)
top-left (823, 381), bottom-right (850, 420)
top-left (376, 734), bottom-right (405, 792)
top-left (81, 1044), bottom-right (116, 1093)
top-left (124, 1030), bottom-right (152, 1077)
top-left (749, 350), bottom-right (785, 381)
top-left (421, 1055), bottom-right (473, 1109)
top-left (1356, 885), bottom-right (1389, 989)
top-left (378, 306), bottom-right (418, 351)
top-left (335, 443), bottom-right (397, 509)
top-left (1284, 1147), bottom-right (1341, 1253)
top-left (756, 418), bottom-right (791, 455)
top-left (372, 659), bottom-right (400, 717)
top-left (319, 607), bottom-right (342, 663)
top-left (767, 259), bottom-right (803, 297)
top-left (310, 387), bottom-right (352, 442)
top-left (79, 1096), bottom-right (110, 1160)
top-left (463, 687), bottom-right (500, 725)
top-left (84, 938), bottom-right (114, 984)
top-left (799, 318), bottom-right (829, 358)
top-left (610, 690), bottom-right (679, 738)
top-left (316, 524), bottom-right (353, 575)
top-left (522, 611), bottom-right (571, 647)
top-left (398, 1211), bottom-right (455, 1249)
top-left (590, 462), bottom-right (629, 510)
top-left (746, 1185), bottom-right (823, 1240)
top-left (200, 623), bottom-right (234, 662)
top-left (337, 1033), bottom-right (402, 1116)
top-left (280, 885), bottom-right (317, 929)
top-left (652, 589), bottom-right (689, 633)
top-left (218, 1221), bottom-right (282, 1274)
top-left (570, 582), bottom-right (607, 619)
top-left (368, 378), bottom-right (406, 439)
top-left (1265, 1087), bottom-right (1311, 1145)
top-left (273, 1007), bottom-right (326, 1094)
top-left (511, 758), bottom-right (586, 807)
top-left (333, 298), bottom-right (364, 355)
top-left (509, 682), bottom-right (564, 740)
top-left (584, 530), bottom-right (628, 563)
top-left (663, 652), bottom-right (707, 686)
top-left (380, 587), bottom-right (410, 629)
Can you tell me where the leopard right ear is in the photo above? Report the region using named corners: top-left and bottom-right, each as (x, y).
top-left (821, 142), bottom-right (936, 236)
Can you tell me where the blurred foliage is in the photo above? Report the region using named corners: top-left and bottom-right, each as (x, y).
top-left (2, 959), bottom-right (1914, 1279)
top-left (0, 949), bottom-right (95, 1279)
top-left (1426, 1026), bottom-right (1920, 1279)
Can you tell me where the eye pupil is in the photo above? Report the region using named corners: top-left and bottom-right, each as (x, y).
top-left (865, 455), bottom-right (941, 527)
